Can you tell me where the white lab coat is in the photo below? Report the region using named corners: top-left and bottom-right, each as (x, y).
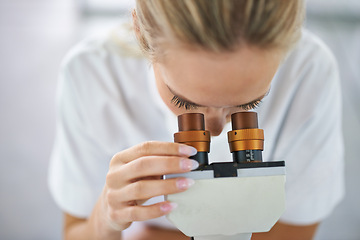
top-left (48, 27), bottom-right (344, 236)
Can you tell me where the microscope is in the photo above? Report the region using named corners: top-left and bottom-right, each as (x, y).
top-left (164, 112), bottom-right (286, 240)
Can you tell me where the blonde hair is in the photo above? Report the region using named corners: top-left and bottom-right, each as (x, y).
top-left (134, 0), bottom-right (305, 60)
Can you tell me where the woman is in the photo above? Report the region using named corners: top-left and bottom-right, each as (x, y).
top-left (49, 1), bottom-right (344, 239)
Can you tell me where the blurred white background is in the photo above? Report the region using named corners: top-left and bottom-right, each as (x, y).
top-left (0, 0), bottom-right (359, 239)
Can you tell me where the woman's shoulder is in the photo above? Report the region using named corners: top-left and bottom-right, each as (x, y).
top-left (57, 25), bottom-right (154, 120)
top-left (62, 25), bottom-right (144, 69)
top-left (275, 28), bottom-right (339, 91)
top-left (286, 28), bottom-right (338, 70)
top-left (61, 35), bottom-right (111, 69)
top-left (58, 23), bottom-right (151, 95)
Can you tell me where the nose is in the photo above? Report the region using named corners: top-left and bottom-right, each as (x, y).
top-left (204, 108), bottom-right (228, 136)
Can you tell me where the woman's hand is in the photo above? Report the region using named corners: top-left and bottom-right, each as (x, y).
top-left (99, 141), bottom-right (198, 234)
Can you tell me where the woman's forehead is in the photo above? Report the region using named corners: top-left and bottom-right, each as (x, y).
top-left (156, 46), bottom-right (280, 107)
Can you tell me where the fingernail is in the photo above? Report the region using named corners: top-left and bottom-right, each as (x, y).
top-left (180, 159), bottom-right (199, 171)
top-left (179, 145), bottom-right (197, 156)
top-left (160, 202), bottom-right (178, 212)
top-left (176, 178), bottom-right (195, 190)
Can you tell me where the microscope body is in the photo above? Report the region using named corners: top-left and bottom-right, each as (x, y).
top-left (164, 112), bottom-right (286, 240)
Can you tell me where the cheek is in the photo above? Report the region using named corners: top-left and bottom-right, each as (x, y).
top-left (226, 114), bottom-right (231, 123)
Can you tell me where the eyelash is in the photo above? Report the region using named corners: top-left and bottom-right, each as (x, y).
top-left (171, 95), bottom-right (263, 111)
top-left (171, 95), bottom-right (199, 110)
top-left (236, 99), bottom-right (263, 111)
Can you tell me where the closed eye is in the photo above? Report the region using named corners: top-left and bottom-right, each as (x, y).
top-left (171, 95), bottom-right (199, 110)
top-left (235, 99), bottom-right (263, 110)
top-left (168, 85), bottom-right (270, 111)
top-left (171, 95), bottom-right (263, 111)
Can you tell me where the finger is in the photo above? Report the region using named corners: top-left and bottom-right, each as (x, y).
top-left (116, 201), bottom-right (178, 223)
top-left (108, 178), bottom-right (194, 206)
top-left (107, 156), bottom-right (198, 188)
top-left (110, 141), bottom-right (197, 166)
top-left (120, 156), bottom-right (199, 182)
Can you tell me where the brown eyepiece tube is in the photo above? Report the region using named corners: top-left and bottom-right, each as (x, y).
top-left (174, 113), bottom-right (210, 168)
top-left (228, 112), bottom-right (264, 163)
top-left (178, 113), bottom-right (205, 131)
top-left (231, 111), bottom-right (258, 129)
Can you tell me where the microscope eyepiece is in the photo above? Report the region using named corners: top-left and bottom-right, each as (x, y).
top-left (228, 112), bottom-right (264, 163)
top-left (231, 111), bottom-right (258, 129)
top-left (174, 113), bottom-right (210, 169)
top-left (178, 113), bottom-right (205, 131)
top-left (174, 112), bottom-right (264, 167)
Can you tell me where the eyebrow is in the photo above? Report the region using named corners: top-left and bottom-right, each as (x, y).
top-left (167, 85), bottom-right (270, 109)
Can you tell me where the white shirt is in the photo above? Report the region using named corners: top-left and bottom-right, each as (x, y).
top-left (48, 27), bottom-right (344, 234)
